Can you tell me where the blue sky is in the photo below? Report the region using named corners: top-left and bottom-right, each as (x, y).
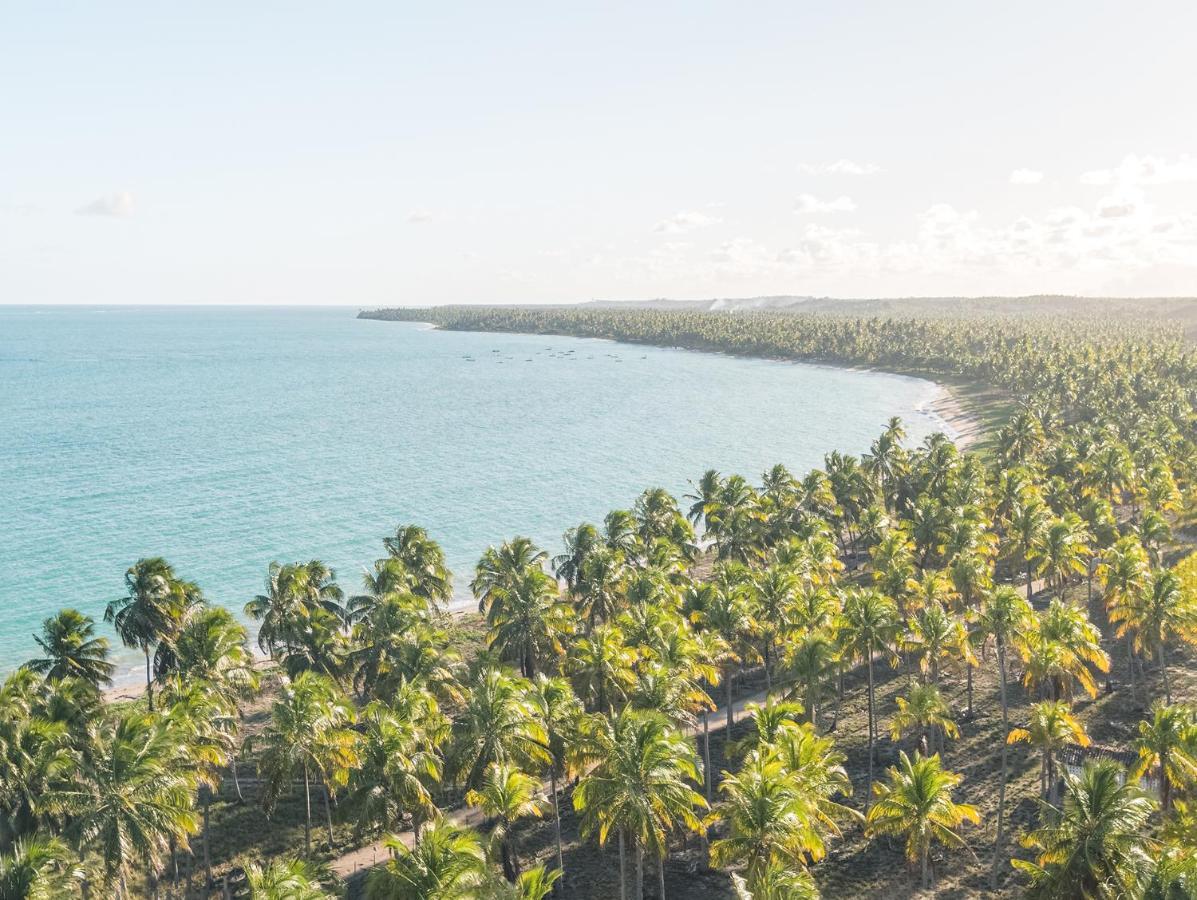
top-left (3, 1), bottom-right (1197, 304)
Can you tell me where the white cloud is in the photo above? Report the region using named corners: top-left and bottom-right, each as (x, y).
top-left (653, 210), bottom-right (722, 234)
top-left (1009, 168), bottom-right (1044, 185)
top-left (798, 159), bottom-right (881, 176)
top-left (795, 194), bottom-right (857, 214)
top-left (76, 191), bottom-right (134, 218)
top-left (407, 209), bottom-right (434, 223)
top-left (1080, 153), bottom-right (1197, 187)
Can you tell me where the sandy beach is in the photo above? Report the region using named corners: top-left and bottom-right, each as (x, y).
top-left (926, 384), bottom-right (983, 450)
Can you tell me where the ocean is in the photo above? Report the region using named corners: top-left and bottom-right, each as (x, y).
top-left (0, 305), bottom-right (948, 682)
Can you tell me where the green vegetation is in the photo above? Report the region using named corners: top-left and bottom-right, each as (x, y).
top-left (4, 305), bottom-right (1197, 897)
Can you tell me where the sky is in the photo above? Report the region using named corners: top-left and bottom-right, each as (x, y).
top-left (3, 1), bottom-right (1197, 305)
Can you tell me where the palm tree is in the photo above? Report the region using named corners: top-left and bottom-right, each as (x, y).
top-left (890, 683), bottom-right (958, 756)
top-left (751, 566), bottom-right (796, 691)
top-left (689, 567), bottom-right (756, 734)
top-left (259, 671), bottom-right (360, 855)
top-left (1019, 600), bottom-right (1111, 702)
top-left (382, 524), bottom-right (453, 604)
top-left (1134, 571), bottom-right (1197, 704)
top-left (0, 837), bottom-right (83, 900)
top-left (242, 857), bottom-right (336, 899)
top-left (478, 565), bottom-right (568, 678)
top-left (105, 557), bottom-right (199, 710)
top-left (528, 674), bottom-right (585, 882)
top-left (473, 538), bottom-right (548, 607)
top-left (1031, 513), bottom-right (1092, 601)
top-left (1007, 497), bottom-right (1050, 601)
top-left (465, 763), bottom-right (548, 881)
top-left (837, 587), bottom-right (898, 805)
top-left (866, 751), bottom-right (979, 890)
top-left (573, 710), bottom-right (706, 900)
top-left (730, 698), bottom-right (805, 759)
top-left (365, 818), bottom-right (489, 900)
top-left (245, 560), bottom-right (345, 670)
top-left (489, 866), bottom-right (563, 900)
top-left (26, 608), bottom-right (114, 689)
top-left (347, 688), bottom-right (445, 840)
top-left (450, 666), bottom-right (549, 791)
top-left (1014, 759), bottom-right (1156, 898)
top-left (1131, 702), bottom-right (1197, 814)
top-left (66, 710), bottom-right (198, 898)
top-left (569, 623), bottom-right (637, 717)
top-left (1100, 536), bottom-right (1151, 703)
top-left (708, 755), bottom-right (818, 886)
top-left (976, 585), bottom-right (1033, 886)
top-left (1008, 700), bottom-right (1090, 805)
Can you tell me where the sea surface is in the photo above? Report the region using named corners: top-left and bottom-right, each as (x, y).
top-left (0, 305), bottom-right (949, 682)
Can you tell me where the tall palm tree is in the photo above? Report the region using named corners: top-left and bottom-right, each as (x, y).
top-left (1100, 536), bottom-right (1151, 703)
top-left (866, 751), bottom-right (979, 891)
top-left (382, 524), bottom-right (453, 605)
top-left (259, 671), bottom-right (360, 855)
top-left (347, 689), bottom-right (445, 839)
top-left (243, 857), bottom-right (336, 900)
top-left (1014, 759), bottom-right (1156, 898)
top-left (464, 763), bottom-right (549, 882)
top-left (1007, 497), bottom-right (1050, 601)
top-left (478, 565), bottom-right (569, 678)
top-left (689, 567), bottom-right (756, 734)
top-left (1031, 513), bottom-right (1092, 601)
top-left (0, 837), bottom-right (83, 900)
top-left (1008, 700), bottom-right (1090, 805)
top-left (1130, 702), bottom-right (1197, 815)
top-left (569, 623), bottom-right (637, 717)
top-left (976, 585), bottom-right (1033, 886)
top-left (837, 587), bottom-right (898, 805)
top-left (473, 538), bottom-right (549, 607)
top-left (708, 756), bottom-right (818, 886)
top-left (105, 557), bottom-right (200, 710)
top-left (751, 566), bottom-right (797, 691)
top-left (528, 674), bottom-right (585, 882)
top-left (449, 666), bottom-right (549, 791)
top-left (365, 818), bottom-right (489, 900)
top-left (1134, 571), bottom-right (1197, 704)
top-left (573, 710), bottom-right (706, 900)
top-left (245, 560), bottom-right (345, 668)
top-left (26, 608), bottom-right (114, 689)
top-left (890, 683), bottom-right (959, 756)
top-left (66, 710), bottom-right (198, 898)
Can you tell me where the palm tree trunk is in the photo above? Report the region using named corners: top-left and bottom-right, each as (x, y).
top-left (322, 778), bottom-right (335, 848)
top-left (703, 711), bottom-right (712, 801)
top-left (302, 762), bottom-right (312, 856)
top-left (1026, 562), bottom-right (1034, 602)
top-left (231, 751), bottom-right (244, 803)
top-left (921, 843), bottom-right (929, 890)
top-left (551, 769), bottom-right (565, 887)
top-left (966, 661), bottom-right (973, 718)
top-left (1127, 636), bottom-right (1137, 705)
top-left (145, 647), bottom-right (154, 711)
top-left (636, 843), bottom-right (644, 900)
top-left (1162, 748), bottom-right (1172, 813)
top-left (203, 787), bottom-right (212, 889)
top-left (763, 641), bottom-right (771, 693)
top-left (659, 853), bottom-right (666, 900)
top-left (1161, 643), bottom-right (1172, 704)
top-left (618, 831), bottom-right (627, 900)
top-left (991, 643), bottom-right (1010, 889)
top-left (866, 645), bottom-right (875, 811)
top-left (725, 666), bottom-right (734, 734)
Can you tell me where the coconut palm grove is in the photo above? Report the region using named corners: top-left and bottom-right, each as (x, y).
top-left (5, 303), bottom-right (1197, 899)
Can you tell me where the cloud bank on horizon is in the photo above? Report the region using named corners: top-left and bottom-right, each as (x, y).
top-left (2, 2), bottom-right (1196, 304)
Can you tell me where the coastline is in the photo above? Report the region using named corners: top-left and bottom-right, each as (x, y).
top-left (925, 384), bottom-right (983, 451)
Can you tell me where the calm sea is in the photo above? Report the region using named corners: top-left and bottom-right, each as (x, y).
top-left (0, 306), bottom-right (947, 681)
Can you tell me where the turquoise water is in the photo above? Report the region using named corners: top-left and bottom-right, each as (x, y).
top-left (0, 306), bottom-right (946, 681)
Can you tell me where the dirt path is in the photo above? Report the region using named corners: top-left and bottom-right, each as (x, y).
top-left (330, 679), bottom-right (774, 879)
